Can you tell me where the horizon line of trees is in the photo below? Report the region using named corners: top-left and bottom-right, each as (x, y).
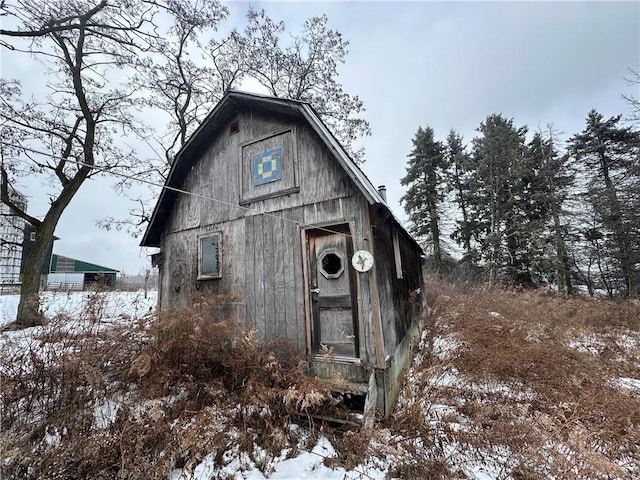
top-left (401, 109), bottom-right (640, 298)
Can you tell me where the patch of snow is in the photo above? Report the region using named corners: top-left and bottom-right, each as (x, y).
top-left (431, 334), bottom-right (460, 360)
top-left (614, 377), bottom-right (640, 393)
top-left (461, 445), bottom-right (515, 480)
top-left (429, 370), bottom-right (460, 388)
top-left (412, 352), bottom-right (424, 365)
top-left (427, 403), bottom-right (458, 420)
top-left (344, 464), bottom-right (387, 480)
top-left (468, 465), bottom-right (504, 480)
top-left (418, 328), bottom-right (431, 350)
top-left (180, 436), bottom-right (350, 480)
top-left (44, 426), bottom-right (62, 446)
top-left (0, 294), bottom-right (20, 325)
top-left (616, 333), bottom-right (638, 350)
top-left (0, 290), bottom-right (157, 326)
top-left (266, 441), bottom-right (345, 480)
top-left (420, 328), bottom-right (429, 342)
top-left (566, 335), bottom-right (606, 355)
top-left (488, 311), bottom-right (502, 319)
top-left (94, 398), bottom-right (120, 429)
top-left (190, 453), bottom-right (217, 479)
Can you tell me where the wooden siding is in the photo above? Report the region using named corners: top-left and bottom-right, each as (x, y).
top-left (163, 108), bottom-right (360, 235)
top-left (244, 212), bottom-right (304, 347)
top-left (158, 106), bottom-right (385, 375)
top-left (160, 219), bottom-right (245, 309)
top-left (147, 92), bottom-right (430, 416)
top-left (369, 205), bottom-right (424, 354)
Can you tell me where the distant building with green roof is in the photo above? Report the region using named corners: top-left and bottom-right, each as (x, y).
top-left (47, 254), bottom-right (118, 290)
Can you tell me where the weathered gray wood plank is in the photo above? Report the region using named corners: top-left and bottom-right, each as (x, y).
top-left (290, 210), bottom-right (306, 350)
top-left (262, 215), bottom-right (276, 344)
top-left (252, 213), bottom-right (266, 343)
top-left (244, 215), bottom-right (256, 332)
top-left (273, 213), bottom-right (287, 343)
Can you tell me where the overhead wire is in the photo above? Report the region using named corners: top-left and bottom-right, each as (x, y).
top-left (0, 141), bottom-right (356, 240)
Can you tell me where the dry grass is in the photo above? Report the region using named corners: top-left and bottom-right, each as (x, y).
top-left (2, 286), bottom-right (639, 479)
top-left (0, 293), bottom-right (346, 479)
top-left (383, 278), bottom-right (640, 479)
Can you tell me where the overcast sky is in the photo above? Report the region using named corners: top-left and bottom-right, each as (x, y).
top-left (2, 1), bottom-right (639, 274)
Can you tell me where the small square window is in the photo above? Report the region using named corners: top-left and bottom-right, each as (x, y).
top-left (30, 231), bottom-right (36, 242)
top-left (198, 232), bottom-right (222, 279)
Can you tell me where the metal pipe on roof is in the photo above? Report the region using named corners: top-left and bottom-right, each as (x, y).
top-left (377, 185), bottom-right (387, 202)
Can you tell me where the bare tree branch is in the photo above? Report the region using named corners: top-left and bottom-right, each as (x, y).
top-left (0, 0), bottom-right (108, 38)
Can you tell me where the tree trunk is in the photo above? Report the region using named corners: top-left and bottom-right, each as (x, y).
top-left (552, 207), bottom-right (572, 295)
top-left (16, 219), bottom-right (56, 327)
top-left (17, 233), bottom-right (54, 327)
top-left (459, 201), bottom-right (471, 254)
top-left (452, 162), bottom-right (472, 254)
top-left (15, 176), bottom-right (88, 327)
top-left (488, 191), bottom-right (500, 287)
top-left (599, 152), bottom-right (636, 297)
top-left (427, 195), bottom-right (442, 274)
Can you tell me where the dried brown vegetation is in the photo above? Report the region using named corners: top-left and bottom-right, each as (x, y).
top-left (0, 293), bottom-right (346, 479)
top-left (2, 285), bottom-right (639, 479)
top-left (374, 279), bottom-right (640, 479)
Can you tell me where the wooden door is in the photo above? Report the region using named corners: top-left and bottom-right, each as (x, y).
top-left (307, 226), bottom-right (359, 358)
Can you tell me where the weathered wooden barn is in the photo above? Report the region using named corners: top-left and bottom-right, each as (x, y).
top-left (141, 91), bottom-right (425, 417)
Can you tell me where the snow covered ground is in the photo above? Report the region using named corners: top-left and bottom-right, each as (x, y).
top-left (0, 290), bottom-right (157, 326)
top-left (168, 434), bottom-right (387, 480)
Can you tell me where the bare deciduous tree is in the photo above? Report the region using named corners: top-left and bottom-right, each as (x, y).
top-left (101, 6), bottom-right (371, 238)
top-left (0, 1), bottom-right (162, 326)
top-left (241, 9), bottom-right (371, 161)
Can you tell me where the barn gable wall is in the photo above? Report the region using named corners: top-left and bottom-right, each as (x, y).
top-left (158, 106), bottom-right (378, 354)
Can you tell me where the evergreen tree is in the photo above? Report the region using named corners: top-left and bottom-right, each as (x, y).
top-left (527, 131), bottom-right (575, 293)
top-left (401, 126), bottom-right (447, 272)
top-left (469, 114), bottom-right (529, 286)
top-left (568, 110), bottom-right (640, 297)
top-left (444, 130), bottom-right (475, 261)
top-left (399, 109), bottom-right (636, 294)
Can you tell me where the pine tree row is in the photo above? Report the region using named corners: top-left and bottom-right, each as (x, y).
top-left (401, 110), bottom-right (640, 298)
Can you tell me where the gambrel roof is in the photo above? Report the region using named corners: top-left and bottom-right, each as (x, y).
top-left (141, 90), bottom-right (421, 252)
